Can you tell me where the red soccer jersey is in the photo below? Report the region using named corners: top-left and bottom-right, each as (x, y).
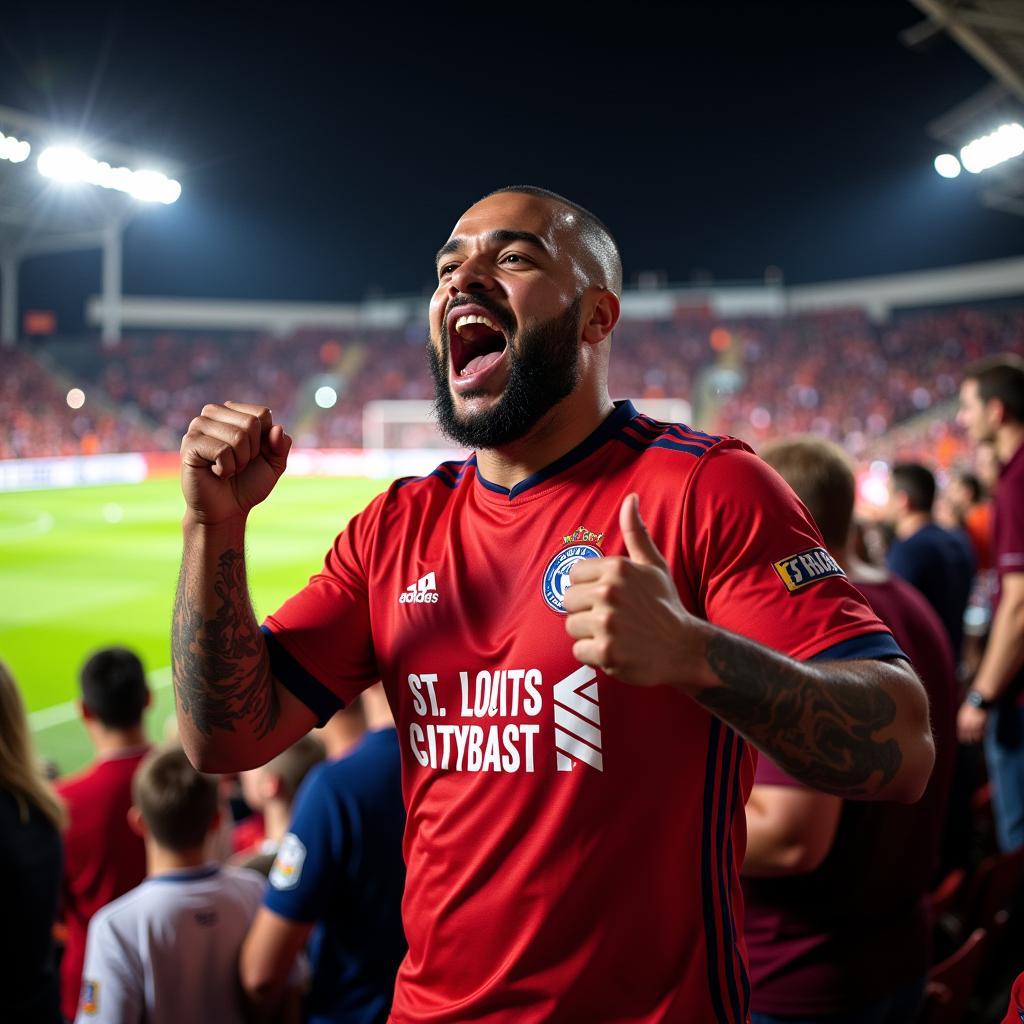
top-left (56, 746), bottom-right (149, 1022)
top-left (264, 401), bottom-right (899, 1024)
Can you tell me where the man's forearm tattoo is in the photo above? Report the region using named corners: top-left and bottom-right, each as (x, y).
top-left (172, 548), bottom-right (280, 739)
top-left (699, 633), bottom-right (901, 796)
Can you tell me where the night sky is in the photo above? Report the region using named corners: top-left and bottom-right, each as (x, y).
top-left (1, 2), bottom-right (1021, 331)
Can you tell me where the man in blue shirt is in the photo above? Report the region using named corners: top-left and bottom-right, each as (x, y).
top-left (240, 684), bottom-right (406, 1023)
top-left (887, 461), bottom-right (976, 664)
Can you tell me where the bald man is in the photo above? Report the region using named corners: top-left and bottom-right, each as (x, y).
top-left (173, 186), bottom-right (934, 1023)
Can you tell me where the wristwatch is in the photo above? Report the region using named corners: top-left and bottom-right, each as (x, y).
top-left (965, 689), bottom-right (994, 711)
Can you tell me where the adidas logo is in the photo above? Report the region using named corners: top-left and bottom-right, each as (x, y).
top-left (399, 571), bottom-right (439, 604)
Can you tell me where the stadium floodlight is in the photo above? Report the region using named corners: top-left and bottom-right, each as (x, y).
top-left (37, 144), bottom-right (181, 203)
top-left (959, 122), bottom-right (1024, 175)
top-left (314, 385), bottom-right (338, 409)
top-left (0, 129), bottom-right (30, 164)
top-left (933, 153), bottom-right (961, 179)
top-left (66, 388), bottom-right (85, 409)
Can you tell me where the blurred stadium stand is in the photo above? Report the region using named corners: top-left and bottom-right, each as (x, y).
top-left (3, 260), bottom-right (1022, 478)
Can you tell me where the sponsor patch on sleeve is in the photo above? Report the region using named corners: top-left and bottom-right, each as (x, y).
top-left (82, 979), bottom-right (100, 1015)
top-left (269, 832), bottom-right (307, 891)
top-left (773, 547), bottom-right (845, 592)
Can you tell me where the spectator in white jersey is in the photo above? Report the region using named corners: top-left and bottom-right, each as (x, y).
top-left (75, 747), bottom-right (269, 1024)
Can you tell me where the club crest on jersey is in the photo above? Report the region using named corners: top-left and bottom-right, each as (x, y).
top-left (561, 524), bottom-right (605, 546)
top-left (542, 544), bottom-right (602, 613)
top-left (773, 547), bottom-right (845, 592)
top-left (269, 832), bottom-right (306, 891)
top-left (82, 980), bottom-right (100, 1015)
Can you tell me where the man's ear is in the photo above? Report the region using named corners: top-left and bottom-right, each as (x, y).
top-left (265, 773), bottom-right (285, 802)
top-left (127, 806), bottom-right (146, 838)
top-left (989, 397), bottom-right (1007, 428)
top-left (143, 689), bottom-right (153, 711)
top-left (581, 290), bottom-right (620, 346)
top-left (79, 700), bottom-right (94, 723)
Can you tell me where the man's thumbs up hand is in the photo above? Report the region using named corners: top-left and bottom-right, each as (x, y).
top-left (564, 494), bottom-right (704, 688)
top-left (620, 492), bottom-right (669, 569)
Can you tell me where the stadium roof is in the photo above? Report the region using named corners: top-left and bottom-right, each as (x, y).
top-left (906, 0), bottom-right (1024, 214)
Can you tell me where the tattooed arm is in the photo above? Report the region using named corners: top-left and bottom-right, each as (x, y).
top-left (698, 634), bottom-right (930, 800)
top-left (174, 403), bottom-right (316, 772)
top-left (173, 521), bottom-right (316, 772)
top-left (566, 494), bottom-right (935, 803)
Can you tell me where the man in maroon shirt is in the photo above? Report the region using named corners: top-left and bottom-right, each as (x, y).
top-left (743, 437), bottom-right (958, 1024)
top-left (56, 647), bottom-right (150, 1021)
top-left (957, 355), bottom-right (1024, 852)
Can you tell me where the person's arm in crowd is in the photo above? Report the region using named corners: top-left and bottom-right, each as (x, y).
top-left (958, 572), bottom-right (1024, 743)
top-left (742, 784), bottom-right (842, 877)
top-left (74, 915), bottom-right (142, 1024)
top-left (239, 906), bottom-right (313, 1015)
top-left (174, 402), bottom-right (318, 772)
top-left (566, 495), bottom-right (935, 803)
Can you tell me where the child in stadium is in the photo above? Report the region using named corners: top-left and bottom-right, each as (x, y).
top-left (74, 746), bottom-right (268, 1024)
top-left (56, 646), bottom-right (151, 1022)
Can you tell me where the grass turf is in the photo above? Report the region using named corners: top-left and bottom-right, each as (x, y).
top-left (0, 474), bottom-right (389, 776)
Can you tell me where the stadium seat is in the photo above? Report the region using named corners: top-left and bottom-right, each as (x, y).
top-left (923, 927), bottom-right (989, 1024)
top-left (930, 867), bottom-right (967, 926)
top-left (960, 847), bottom-right (1024, 936)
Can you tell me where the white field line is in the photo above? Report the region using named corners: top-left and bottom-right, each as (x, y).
top-left (0, 511), bottom-right (55, 543)
top-left (29, 666), bottom-right (173, 733)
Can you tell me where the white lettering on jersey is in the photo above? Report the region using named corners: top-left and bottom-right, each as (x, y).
top-left (405, 663), bottom-right (603, 775)
top-left (410, 723), bottom-right (540, 773)
top-left (458, 668), bottom-right (544, 718)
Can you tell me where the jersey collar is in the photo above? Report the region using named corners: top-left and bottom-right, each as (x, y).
top-left (148, 863), bottom-right (221, 884)
top-left (472, 400), bottom-right (638, 501)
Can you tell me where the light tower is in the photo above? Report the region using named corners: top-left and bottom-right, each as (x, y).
top-left (0, 104), bottom-right (181, 347)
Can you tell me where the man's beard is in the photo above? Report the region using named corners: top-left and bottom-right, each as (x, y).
top-left (427, 296), bottom-right (583, 450)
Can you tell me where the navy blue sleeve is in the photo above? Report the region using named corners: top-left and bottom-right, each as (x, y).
top-left (262, 626), bottom-right (344, 727)
top-left (263, 765), bottom-right (344, 923)
top-left (810, 631), bottom-right (906, 663)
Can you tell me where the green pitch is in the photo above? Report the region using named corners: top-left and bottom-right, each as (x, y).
top-left (0, 475), bottom-right (389, 777)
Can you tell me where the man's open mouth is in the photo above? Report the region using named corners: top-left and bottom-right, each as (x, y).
top-left (447, 306), bottom-right (509, 378)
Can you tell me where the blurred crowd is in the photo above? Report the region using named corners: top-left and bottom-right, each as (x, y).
top-left (712, 304), bottom-right (1024, 467)
top-left (0, 349), bottom-right (167, 460)
top-left (3, 300), bottom-right (1022, 465)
